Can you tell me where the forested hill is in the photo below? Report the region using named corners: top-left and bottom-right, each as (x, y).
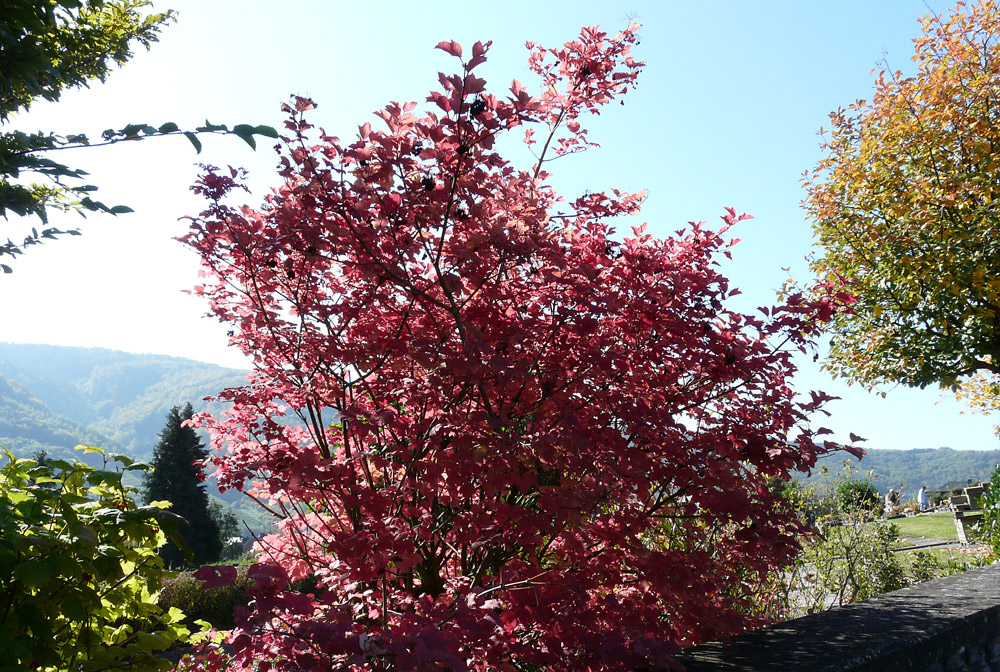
top-left (803, 446), bottom-right (1000, 495)
top-left (4, 342), bottom-right (998, 504)
top-left (0, 342), bottom-right (247, 461)
top-left (0, 372), bottom-right (115, 465)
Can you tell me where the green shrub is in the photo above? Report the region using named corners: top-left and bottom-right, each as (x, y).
top-left (158, 565), bottom-right (252, 630)
top-left (835, 478), bottom-right (880, 514)
top-left (782, 512), bottom-right (905, 613)
top-left (770, 468), bottom-right (909, 618)
top-left (761, 467), bottom-right (991, 622)
top-left (0, 446), bottom-right (192, 671)
top-left (905, 550), bottom-right (940, 584)
top-left (979, 466), bottom-right (1000, 557)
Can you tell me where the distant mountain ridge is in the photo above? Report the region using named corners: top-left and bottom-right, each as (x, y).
top-left (803, 446), bottom-right (1000, 497)
top-left (0, 372), bottom-right (115, 463)
top-left (3, 342), bottom-right (999, 510)
top-left (0, 342), bottom-right (247, 461)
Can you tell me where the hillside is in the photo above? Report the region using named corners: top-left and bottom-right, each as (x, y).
top-left (0, 372), bottom-right (115, 465)
top-left (0, 342), bottom-right (279, 529)
top-left (5, 342), bottom-right (999, 530)
top-left (802, 446), bottom-right (1000, 497)
top-left (0, 342), bottom-right (247, 459)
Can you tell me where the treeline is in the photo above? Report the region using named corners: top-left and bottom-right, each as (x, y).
top-left (802, 447), bottom-right (1000, 495)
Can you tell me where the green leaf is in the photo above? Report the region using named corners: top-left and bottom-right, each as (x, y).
top-left (254, 124), bottom-right (279, 138)
top-left (148, 508), bottom-right (193, 560)
top-left (14, 557), bottom-right (56, 588)
top-left (197, 120), bottom-right (228, 132)
top-left (59, 493), bottom-right (90, 504)
top-left (85, 470), bottom-right (122, 487)
top-left (78, 445), bottom-right (105, 456)
top-left (157, 122), bottom-right (179, 134)
top-left (136, 630), bottom-right (171, 652)
top-left (164, 606), bottom-right (186, 625)
top-left (95, 544), bottom-right (125, 559)
top-left (110, 454), bottom-right (135, 467)
top-left (17, 602), bottom-right (51, 640)
top-left (232, 124), bottom-right (256, 150)
top-left (109, 205), bottom-right (134, 214)
top-left (61, 594), bottom-right (86, 622)
top-left (68, 523), bottom-right (98, 549)
top-left (183, 132), bottom-right (202, 154)
top-left (5, 491), bottom-right (31, 506)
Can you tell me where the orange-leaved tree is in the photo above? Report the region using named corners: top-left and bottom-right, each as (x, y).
top-left (804, 0), bottom-right (1000, 411)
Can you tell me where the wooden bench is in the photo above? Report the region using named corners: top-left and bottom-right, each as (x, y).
top-left (952, 485), bottom-right (987, 544)
top-left (954, 509), bottom-right (984, 544)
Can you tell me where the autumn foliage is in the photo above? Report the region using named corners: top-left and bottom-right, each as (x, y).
top-left (184, 25), bottom-right (854, 671)
top-left (804, 0), bottom-right (1000, 403)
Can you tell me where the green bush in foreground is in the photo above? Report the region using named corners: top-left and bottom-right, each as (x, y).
top-left (760, 466), bottom-right (988, 621)
top-left (158, 565), bottom-right (252, 630)
top-left (980, 466), bottom-right (1000, 557)
top-left (0, 446), bottom-right (192, 671)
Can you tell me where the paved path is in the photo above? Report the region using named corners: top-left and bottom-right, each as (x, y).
top-left (894, 536), bottom-right (989, 553)
top-left (894, 536), bottom-right (956, 552)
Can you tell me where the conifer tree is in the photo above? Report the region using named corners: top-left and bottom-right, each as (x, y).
top-left (142, 402), bottom-right (221, 567)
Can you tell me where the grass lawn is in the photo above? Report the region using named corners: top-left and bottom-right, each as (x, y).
top-left (889, 512), bottom-right (958, 541)
top-left (896, 545), bottom-right (992, 580)
top-left (898, 546), bottom-right (979, 565)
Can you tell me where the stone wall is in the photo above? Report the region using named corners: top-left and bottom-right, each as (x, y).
top-left (677, 564), bottom-right (1000, 671)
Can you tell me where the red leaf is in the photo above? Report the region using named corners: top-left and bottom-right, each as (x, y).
top-left (844, 444), bottom-right (868, 460)
top-left (293, 96), bottom-right (315, 112)
top-left (181, 21), bottom-right (841, 671)
top-left (435, 40), bottom-right (463, 57)
top-left (247, 562), bottom-right (289, 588)
top-left (194, 565), bottom-right (237, 589)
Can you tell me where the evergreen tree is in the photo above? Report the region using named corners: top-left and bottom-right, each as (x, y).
top-left (209, 499), bottom-right (246, 560)
top-left (142, 403), bottom-right (221, 567)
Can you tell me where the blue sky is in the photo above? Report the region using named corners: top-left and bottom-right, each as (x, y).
top-left (4, 0), bottom-right (999, 451)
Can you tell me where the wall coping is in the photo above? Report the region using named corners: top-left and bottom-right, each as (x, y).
top-left (677, 564), bottom-right (1000, 671)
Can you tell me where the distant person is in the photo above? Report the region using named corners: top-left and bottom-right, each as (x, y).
top-left (885, 488), bottom-right (897, 513)
top-left (918, 485), bottom-right (928, 511)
